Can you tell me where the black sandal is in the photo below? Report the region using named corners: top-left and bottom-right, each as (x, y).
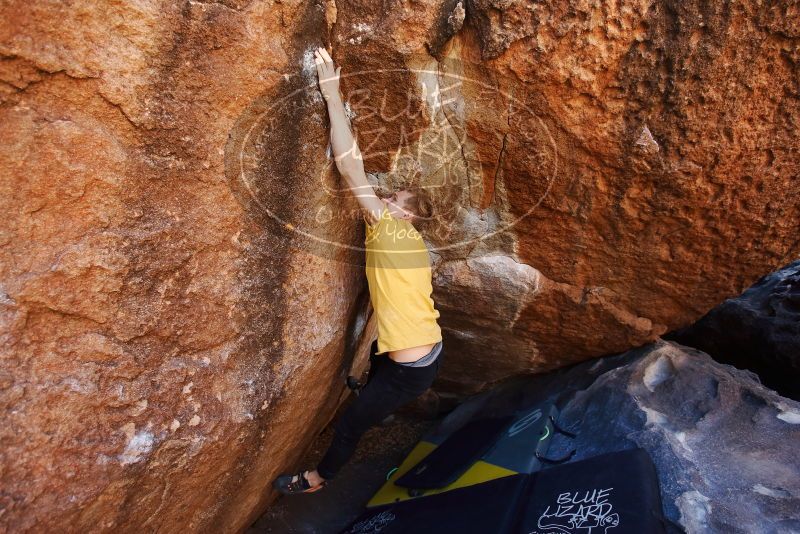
top-left (273, 471), bottom-right (327, 495)
top-left (346, 375), bottom-right (364, 393)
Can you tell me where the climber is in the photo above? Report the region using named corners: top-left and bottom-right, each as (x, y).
top-left (273, 47), bottom-right (444, 494)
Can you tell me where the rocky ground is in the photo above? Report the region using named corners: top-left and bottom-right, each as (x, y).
top-left (248, 407), bottom-right (437, 533)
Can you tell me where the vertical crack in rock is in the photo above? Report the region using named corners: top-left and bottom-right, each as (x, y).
top-left (209, 1), bottom-right (351, 530)
top-left (107, 2), bottom-right (279, 530)
top-left (492, 131), bottom-right (507, 207)
top-left (426, 0), bottom-right (466, 61)
top-left (435, 59), bottom-right (472, 201)
top-left (325, 0), bottom-right (338, 48)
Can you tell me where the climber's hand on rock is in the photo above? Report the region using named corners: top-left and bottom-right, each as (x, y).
top-left (314, 46), bottom-right (341, 102)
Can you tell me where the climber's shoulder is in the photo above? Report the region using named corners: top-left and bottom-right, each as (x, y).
top-left (363, 204), bottom-right (388, 228)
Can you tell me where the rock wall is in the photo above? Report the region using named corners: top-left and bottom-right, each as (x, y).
top-left (311, 0), bottom-right (799, 393)
top-left (423, 0), bottom-right (800, 392)
top-left (0, 1), bottom-right (371, 532)
top-left (1, 0), bottom-right (798, 531)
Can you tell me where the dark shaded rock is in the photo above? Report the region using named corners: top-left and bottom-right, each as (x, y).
top-left (469, 340), bottom-right (800, 533)
top-left (668, 259), bottom-right (800, 400)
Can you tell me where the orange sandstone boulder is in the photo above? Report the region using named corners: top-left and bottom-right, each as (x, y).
top-left (332, 0), bottom-right (800, 392)
top-left (1, 2), bottom-right (370, 532)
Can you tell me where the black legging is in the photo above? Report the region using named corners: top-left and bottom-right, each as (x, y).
top-left (316, 348), bottom-right (442, 480)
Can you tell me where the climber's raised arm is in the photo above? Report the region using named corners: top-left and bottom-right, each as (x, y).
top-left (314, 47), bottom-right (384, 225)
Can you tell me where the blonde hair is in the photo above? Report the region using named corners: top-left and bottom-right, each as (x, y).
top-left (405, 186), bottom-right (435, 229)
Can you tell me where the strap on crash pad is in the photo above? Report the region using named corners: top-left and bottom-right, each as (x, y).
top-left (535, 415), bottom-right (577, 464)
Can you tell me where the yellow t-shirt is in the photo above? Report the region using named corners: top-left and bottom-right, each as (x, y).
top-left (365, 206), bottom-right (442, 354)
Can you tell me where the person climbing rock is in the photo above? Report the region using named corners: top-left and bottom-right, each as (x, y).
top-left (273, 47), bottom-right (444, 495)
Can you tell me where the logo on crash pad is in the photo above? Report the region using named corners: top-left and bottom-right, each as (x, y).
top-left (531, 487), bottom-right (620, 534)
top-left (507, 408), bottom-right (543, 437)
top-left (348, 509), bottom-right (397, 533)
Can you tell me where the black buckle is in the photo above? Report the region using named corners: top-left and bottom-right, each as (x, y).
top-left (536, 415), bottom-right (577, 464)
top-left (346, 375), bottom-right (363, 394)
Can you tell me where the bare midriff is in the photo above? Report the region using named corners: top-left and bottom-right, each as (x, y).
top-left (388, 343), bottom-right (437, 363)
